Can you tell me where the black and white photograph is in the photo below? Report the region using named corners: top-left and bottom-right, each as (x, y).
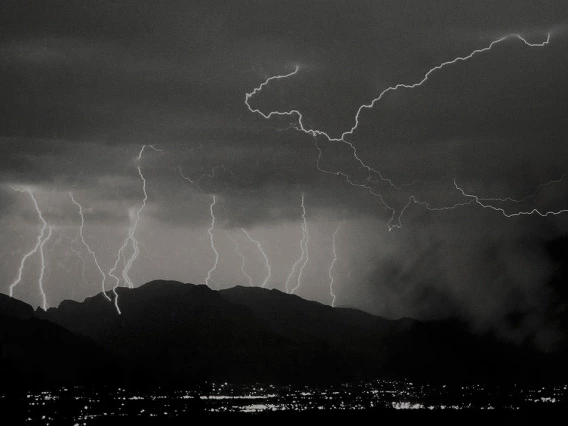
top-left (1, 1), bottom-right (568, 423)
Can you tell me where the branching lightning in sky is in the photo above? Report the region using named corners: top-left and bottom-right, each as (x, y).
top-left (180, 165), bottom-right (240, 186)
top-left (454, 179), bottom-right (568, 217)
top-left (246, 33), bottom-right (561, 226)
top-left (225, 231), bottom-right (254, 287)
top-left (9, 187), bottom-right (50, 302)
top-left (205, 194), bottom-right (219, 287)
top-left (241, 228), bottom-right (271, 288)
top-left (69, 193), bottom-right (112, 302)
top-left (475, 173), bottom-right (568, 204)
top-left (246, 34), bottom-right (549, 179)
top-left (328, 223), bottom-right (341, 308)
top-left (287, 194), bottom-right (309, 295)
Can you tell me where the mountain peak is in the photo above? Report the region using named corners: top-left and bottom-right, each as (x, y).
top-left (0, 293), bottom-right (35, 319)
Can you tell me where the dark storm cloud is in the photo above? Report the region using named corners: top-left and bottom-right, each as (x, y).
top-left (362, 213), bottom-right (565, 350)
top-left (1, 1), bottom-right (568, 345)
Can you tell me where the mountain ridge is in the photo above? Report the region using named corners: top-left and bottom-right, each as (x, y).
top-left (2, 280), bottom-right (566, 388)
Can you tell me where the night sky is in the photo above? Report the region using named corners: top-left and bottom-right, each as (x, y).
top-left (1, 1), bottom-right (567, 349)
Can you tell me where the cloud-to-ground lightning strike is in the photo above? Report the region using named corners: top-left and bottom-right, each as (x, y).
top-left (205, 194), bottom-right (219, 287)
top-left (246, 33), bottom-right (563, 225)
top-left (108, 145), bottom-right (159, 314)
top-left (37, 226), bottom-right (53, 310)
top-left (67, 234), bottom-right (90, 290)
top-left (69, 193), bottom-right (112, 302)
top-left (287, 194), bottom-right (310, 295)
top-left (225, 230), bottom-right (254, 287)
top-left (328, 223), bottom-right (341, 308)
top-left (9, 187), bottom-right (51, 302)
top-left (241, 228), bottom-right (271, 288)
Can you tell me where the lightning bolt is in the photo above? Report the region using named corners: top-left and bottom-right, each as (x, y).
top-left (108, 144), bottom-right (159, 314)
top-left (67, 234), bottom-right (90, 291)
top-left (241, 228), bottom-right (271, 288)
top-left (9, 188), bottom-right (50, 301)
top-left (205, 194), bottom-right (219, 287)
top-left (246, 33), bottom-right (550, 187)
top-left (69, 193), bottom-right (112, 302)
top-left (246, 33), bottom-right (554, 224)
top-left (37, 226), bottom-right (53, 310)
top-left (328, 223), bottom-right (341, 308)
top-left (454, 179), bottom-right (568, 217)
top-left (179, 165), bottom-right (248, 195)
top-left (475, 173), bottom-right (568, 203)
top-left (287, 193), bottom-right (310, 295)
top-left (225, 231), bottom-right (254, 287)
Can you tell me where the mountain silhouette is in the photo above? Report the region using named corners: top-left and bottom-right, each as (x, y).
top-left (0, 294), bottom-right (120, 390)
top-left (14, 280), bottom-right (559, 387)
top-left (2, 278), bottom-right (567, 389)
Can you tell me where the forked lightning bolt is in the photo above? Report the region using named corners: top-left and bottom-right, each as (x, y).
top-left (69, 193), bottom-right (112, 302)
top-left (67, 233), bottom-right (90, 290)
top-left (205, 194), bottom-right (219, 287)
top-left (241, 228), bottom-right (271, 288)
top-left (246, 33), bottom-right (550, 187)
top-left (454, 179), bottom-right (568, 217)
top-left (109, 145), bottom-right (159, 314)
top-left (246, 33), bottom-right (562, 224)
top-left (475, 173), bottom-right (568, 203)
top-left (225, 231), bottom-right (254, 287)
top-left (328, 223), bottom-right (341, 308)
top-left (9, 188), bottom-right (52, 307)
top-left (287, 194), bottom-right (309, 295)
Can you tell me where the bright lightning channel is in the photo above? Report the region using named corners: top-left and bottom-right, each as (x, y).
top-left (454, 179), bottom-right (568, 217)
top-left (288, 193), bottom-right (309, 295)
top-left (246, 33), bottom-right (556, 223)
top-left (205, 194), bottom-right (219, 287)
top-left (475, 173), bottom-right (568, 203)
top-left (9, 188), bottom-right (51, 306)
top-left (241, 228), bottom-right (271, 288)
top-left (69, 193), bottom-right (112, 302)
top-left (328, 223), bottom-right (341, 308)
top-left (37, 226), bottom-right (53, 310)
top-left (67, 233), bottom-right (90, 290)
top-left (108, 144), bottom-right (159, 314)
top-left (225, 231), bottom-right (254, 287)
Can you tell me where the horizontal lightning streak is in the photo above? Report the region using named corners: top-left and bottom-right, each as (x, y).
top-left (246, 33), bottom-right (550, 189)
top-left (476, 173), bottom-right (568, 203)
top-left (246, 33), bottom-right (559, 226)
top-left (454, 179), bottom-right (568, 217)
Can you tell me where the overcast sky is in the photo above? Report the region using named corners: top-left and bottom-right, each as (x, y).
top-left (1, 1), bottom-right (567, 349)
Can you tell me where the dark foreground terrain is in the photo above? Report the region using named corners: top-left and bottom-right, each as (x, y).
top-left (3, 279), bottom-right (563, 387)
top-left (2, 238), bottom-right (568, 423)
